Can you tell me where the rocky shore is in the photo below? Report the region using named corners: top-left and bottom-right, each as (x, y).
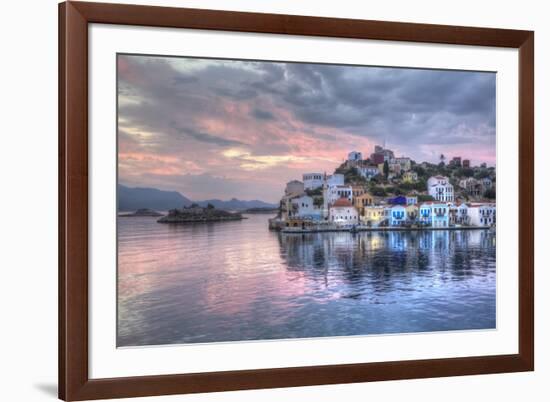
top-left (157, 205), bottom-right (244, 223)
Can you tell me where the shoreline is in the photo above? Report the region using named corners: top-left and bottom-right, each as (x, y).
top-left (280, 226), bottom-right (493, 234)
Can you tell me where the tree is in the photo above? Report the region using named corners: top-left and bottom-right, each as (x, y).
top-left (459, 167), bottom-right (474, 177)
top-left (474, 170), bottom-right (491, 180)
top-left (440, 154), bottom-right (446, 164)
top-left (383, 160), bottom-right (389, 178)
top-left (413, 165), bottom-right (426, 177)
top-left (305, 187), bottom-right (322, 196)
top-left (207, 203), bottom-right (215, 209)
top-left (371, 186), bottom-right (386, 197)
top-left (483, 188), bottom-right (496, 199)
top-left (418, 194), bottom-right (435, 202)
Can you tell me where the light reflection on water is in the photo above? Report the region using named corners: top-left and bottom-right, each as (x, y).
top-left (117, 214), bottom-right (496, 347)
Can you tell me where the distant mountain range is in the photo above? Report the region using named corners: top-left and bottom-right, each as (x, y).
top-left (118, 184), bottom-right (277, 211)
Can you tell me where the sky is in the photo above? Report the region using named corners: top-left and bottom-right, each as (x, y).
top-left (118, 54), bottom-right (496, 203)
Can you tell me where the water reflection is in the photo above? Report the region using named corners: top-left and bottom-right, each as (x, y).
top-left (117, 215), bottom-right (496, 347)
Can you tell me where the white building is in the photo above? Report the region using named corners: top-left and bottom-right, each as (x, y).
top-left (418, 202), bottom-right (450, 228)
top-left (289, 195), bottom-right (322, 220)
top-left (449, 203), bottom-right (469, 225)
top-left (427, 176), bottom-right (454, 202)
top-left (325, 173), bottom-right (345, 187)
top-left (329, 198), bottom-right (359, 225)
top-left (285, 180), bottom-right (304, 196)
top-left (391, 157), bottom-right (412, 172)
top-left (406, 196), bottom-right (418, 205)
top-left (389, 205), bottom-right (407, 226)
top-left (302, 173), bottom-right (324, 190)
top-left (467, 203), bottom-right (496, 226)
top-left (358, 165), bottom-right (379, 179)
top-left (326, 185), bottom-right (353, 206)
top-left (347, 151), bottom-right (362, 162)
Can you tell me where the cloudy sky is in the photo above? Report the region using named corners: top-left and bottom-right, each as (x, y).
top-left (118, 54), bottom-right (496, 203)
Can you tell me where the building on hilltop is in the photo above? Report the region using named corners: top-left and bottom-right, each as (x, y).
top-left (357, 165), bottom-right (379, 179)
top-left (370, 145), bottom-right (394, 164)
top-left (347, 151), bottom-right (363, 162)
top-left (402, 171), bottom-right (418, 183)
top-left (391, 157), bottom-right (412, 172)
top-left (450, 156), bottom-right (462, 167)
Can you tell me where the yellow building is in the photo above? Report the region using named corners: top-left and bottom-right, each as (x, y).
top-left (361, 206), bottom-right (385, 226)
top-left (405, 204), bottom-right (419, 221)
top-left (351, 185), bottom-right (367, 199)
top-left (354, 192), bottom-right (374, 215)
top-left (402, 171), bottom-right (418, 183)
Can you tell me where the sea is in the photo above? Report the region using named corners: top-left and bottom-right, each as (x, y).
top-left (117, 213), bottom-right (496, 347)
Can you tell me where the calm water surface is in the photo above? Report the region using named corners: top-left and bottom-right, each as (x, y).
top-left (117, 214), bottom-right (496, 347)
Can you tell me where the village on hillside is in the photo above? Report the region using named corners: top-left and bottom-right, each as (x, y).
top-left (270, 145), bottom-right (496, 232)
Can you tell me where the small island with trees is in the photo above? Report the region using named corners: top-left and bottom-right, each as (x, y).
top-left (157, 203), bottom-right (244, 224)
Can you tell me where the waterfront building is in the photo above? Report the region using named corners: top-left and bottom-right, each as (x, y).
top-left (431, 203), bottom-right (450, 228)
top-left (302, 173), bottom-right (324, 190)
top-left (361, 206), bottom-right (385, 226)
top-left (329, 198), bottom-right (359, 225)
top-left (354, 192), bottom-right (374, 215)
top-left (427, 176), bottom-right (454, 202)
top-left (418, 204), bottom-right (432, 226)
top-left (389, 205), bottom-right (407, 226)
top-left (418, 202), bottom-right (450, 228)
top-left (467, 203), bottom-right (496, 226)
top-left (289, 195), bottom-right (322, 220)
top-left (449, 203), bottom-right (469, 225)
top-left (402, 171), bottom-right (418, 183)
top-left (405, 204), bottom-right (418, 221)
top-left (285, 180), bottom-right (305, 196)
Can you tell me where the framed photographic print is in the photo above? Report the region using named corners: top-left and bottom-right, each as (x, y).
top-left (59, 1), bottom-right (534, 400)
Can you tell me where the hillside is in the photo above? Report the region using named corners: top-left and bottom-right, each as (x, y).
top-left (118, 184), bottom-right (277, 212)
top-left (118, 184), bottom-right (192, 211)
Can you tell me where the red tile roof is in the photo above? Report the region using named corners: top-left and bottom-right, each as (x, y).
top-left (332, 198), bottom-right (353, 207)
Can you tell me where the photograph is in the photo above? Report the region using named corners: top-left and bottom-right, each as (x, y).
top-left (116, 54), bottom-right (497, 347)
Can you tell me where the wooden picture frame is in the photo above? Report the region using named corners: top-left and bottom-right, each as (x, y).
top-left (59, 1), bottom-right (534, 400)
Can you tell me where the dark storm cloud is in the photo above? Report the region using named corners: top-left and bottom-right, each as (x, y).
top-left (251, 108), bottom-right (275, 120)
top-left (255, 62), bottom-right (496, 145)
top-left (170, 124), bottom-right (246, 147)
